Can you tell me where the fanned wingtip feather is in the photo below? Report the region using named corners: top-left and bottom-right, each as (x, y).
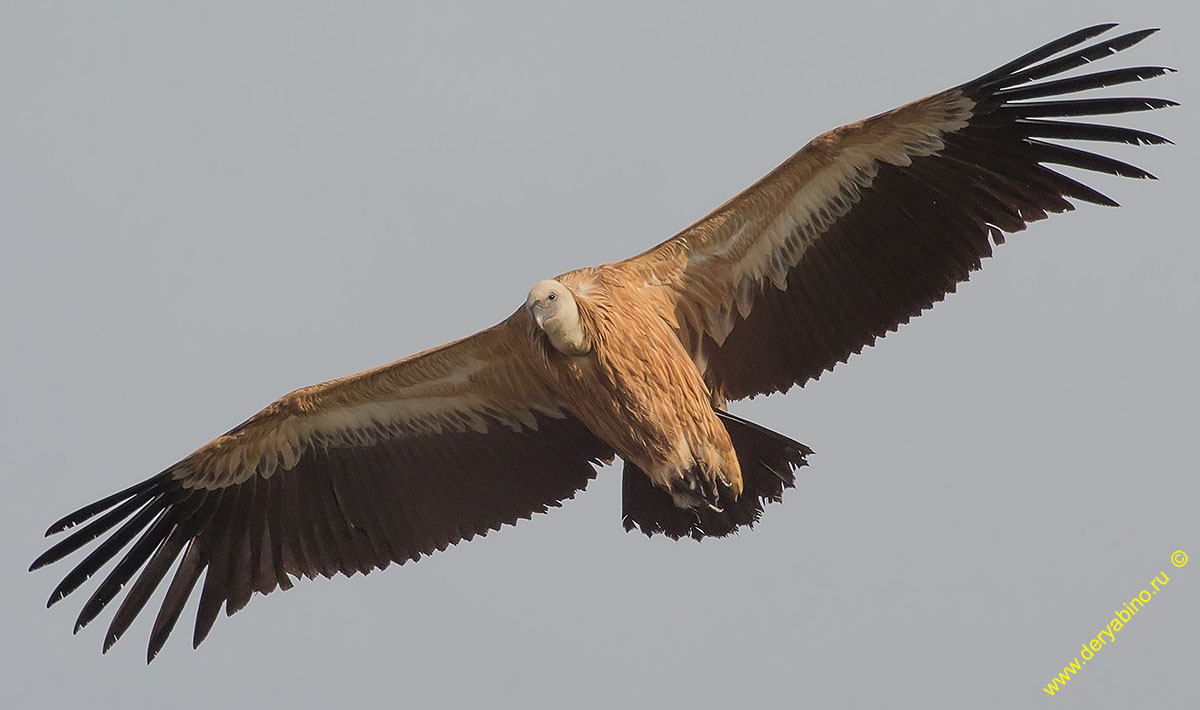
top-left (41, 477), bottom-right (165, 537)
top-left (973, 24), bottom-right (1119, 87)
top-left (103, 629), bottom-right (121, 655)
top-left (29, 24), bottom-right (1174, 661)
top-left (45, 506), bottom-right (100, 537)
top-left (47, 575), bottom-right (87, 610)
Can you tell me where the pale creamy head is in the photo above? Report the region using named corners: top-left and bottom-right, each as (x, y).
top-left (525, 279), bottom-right (589, 355)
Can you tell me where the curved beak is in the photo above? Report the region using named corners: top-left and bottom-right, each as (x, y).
top-left (530, 301), bottom-right (547, 328)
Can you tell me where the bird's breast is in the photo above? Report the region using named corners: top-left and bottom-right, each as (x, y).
top-left (541, 298), bottom-right (725, 476)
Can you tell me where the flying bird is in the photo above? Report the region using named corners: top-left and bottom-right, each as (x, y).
top-left (32, 24), bottom-right (1174, 661)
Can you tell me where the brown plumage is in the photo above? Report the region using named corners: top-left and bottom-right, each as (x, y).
top-left (31, 24), bottom-right (1174, 661)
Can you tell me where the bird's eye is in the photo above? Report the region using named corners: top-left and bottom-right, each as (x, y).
top-left (547, 293), bottom-right (557, 302)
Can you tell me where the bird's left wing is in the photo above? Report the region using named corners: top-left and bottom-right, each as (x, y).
top-left (31, 313), bottom-right (613, 661)
top-left (621, 24), bottom-right (1175, 401)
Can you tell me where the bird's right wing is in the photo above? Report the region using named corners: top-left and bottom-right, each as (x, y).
top-left (621, 24), bottom-right (1174, 401)
top-left (31, 311), bottom-right (613, 661)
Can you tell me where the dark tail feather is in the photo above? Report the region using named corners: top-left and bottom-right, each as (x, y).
top-left (622, 410), bottom-right (812, 540)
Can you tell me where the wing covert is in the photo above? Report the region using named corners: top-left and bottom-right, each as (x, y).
top-left (624, 24), bottom-right (1174, 400)
top-left (31, 313), bottom-right (613, 661)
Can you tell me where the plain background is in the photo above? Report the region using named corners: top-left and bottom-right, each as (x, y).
top-left (2, 2), bottom-right (1195, 707)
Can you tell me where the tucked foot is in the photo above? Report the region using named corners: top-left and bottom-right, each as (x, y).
top-left (622, 409), bottom-right (812, 540)
top-left (669, 467), bottom-right (725, 512)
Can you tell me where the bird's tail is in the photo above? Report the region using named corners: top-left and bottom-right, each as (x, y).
top-left (621, 410), bottom-right (812, 540)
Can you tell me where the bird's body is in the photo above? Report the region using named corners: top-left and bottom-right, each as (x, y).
top-left (31, 23), bottom-right (1175, 661)
top-left (532, 271), bottom-right (742, 508)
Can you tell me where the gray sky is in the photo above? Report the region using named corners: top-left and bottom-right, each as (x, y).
top-left (3, 2), bottom-right (1196, 708)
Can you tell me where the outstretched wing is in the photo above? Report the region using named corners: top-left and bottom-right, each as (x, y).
top-left (623, 24), bottom-right (1174, 401)
top-left (31, 313), bottom-right (613, 661)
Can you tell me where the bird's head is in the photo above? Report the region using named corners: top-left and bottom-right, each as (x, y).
top-left (525, 279), bottom-right (589, 355)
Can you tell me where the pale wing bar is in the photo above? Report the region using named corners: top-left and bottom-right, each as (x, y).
top-left (704, 25), bottom-right (1174, 399)
top-left (32, 412), bottom-right (610, 661)
top-left (31, 327), bottom-right (614, 661)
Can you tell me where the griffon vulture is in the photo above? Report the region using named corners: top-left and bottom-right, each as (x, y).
top-left (32, 24), bottom-right (1174, 661)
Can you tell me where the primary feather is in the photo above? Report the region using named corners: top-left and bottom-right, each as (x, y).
top-left (32, 23), bottom-right (1174, 661)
